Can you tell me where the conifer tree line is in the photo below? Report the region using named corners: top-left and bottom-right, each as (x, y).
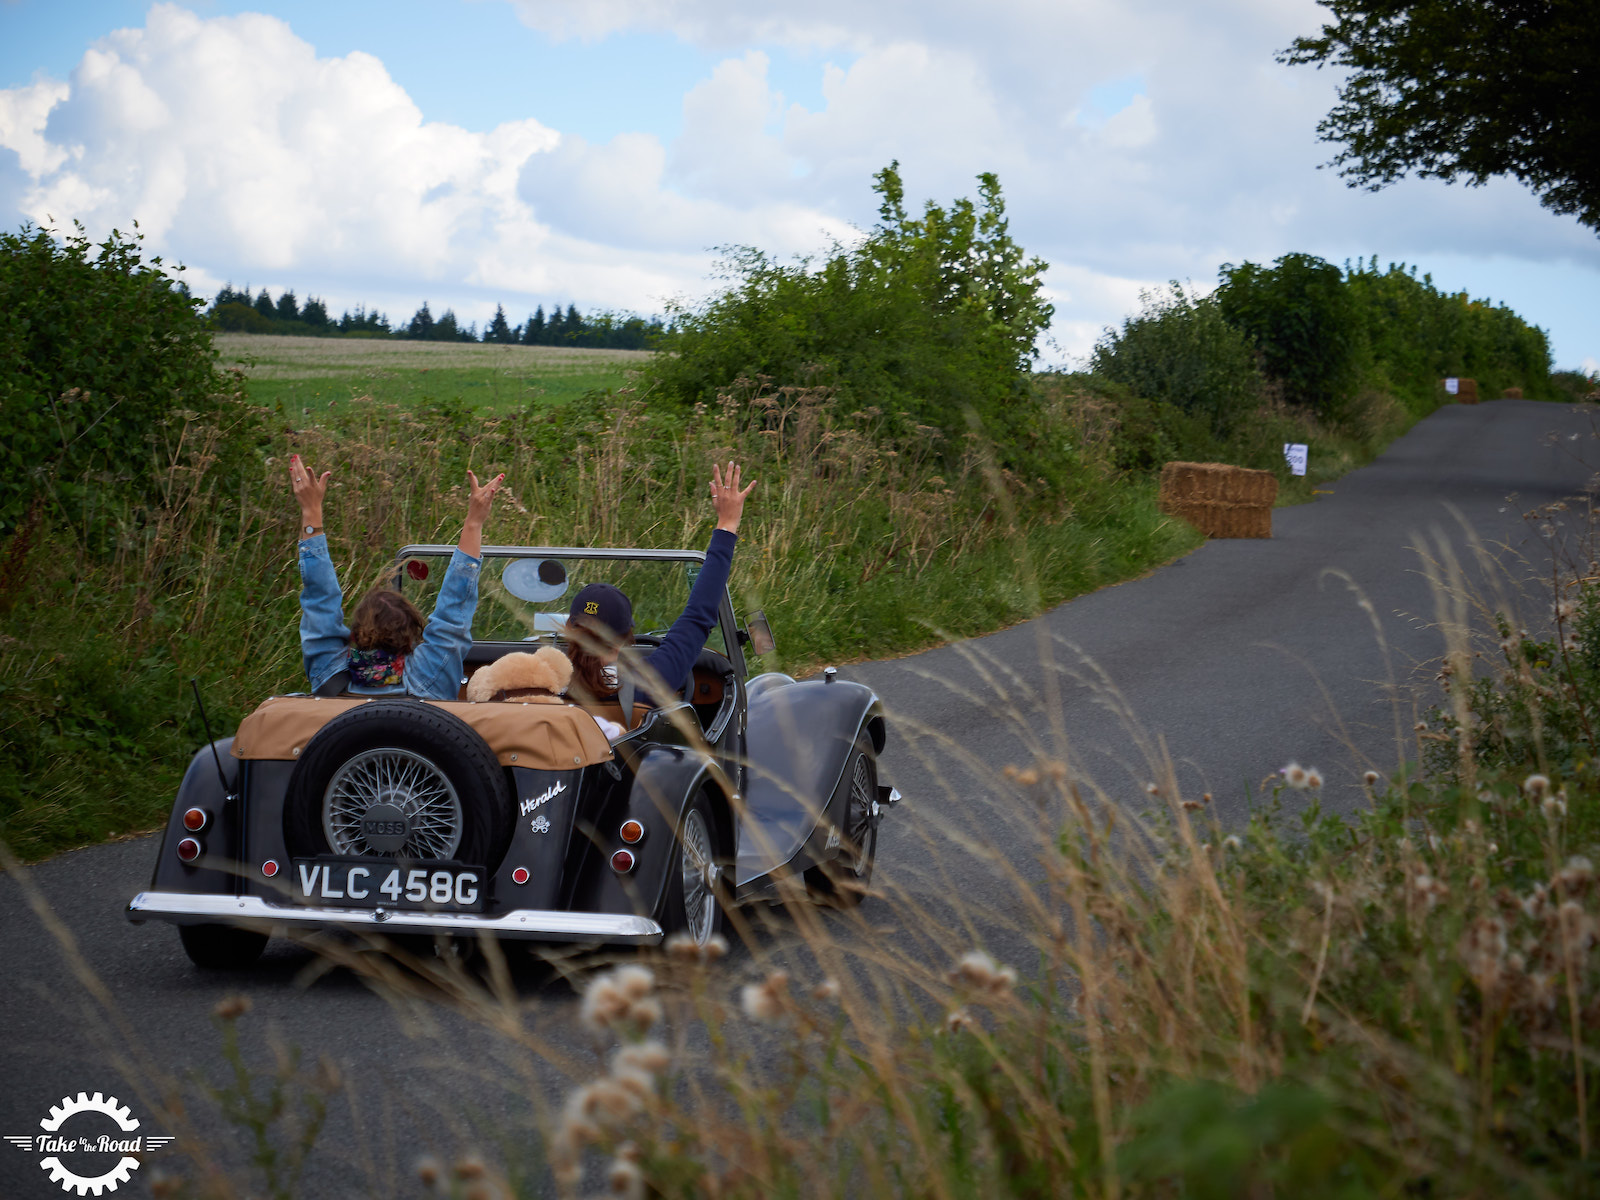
top-left (208, 284), bottom-right (665, 349)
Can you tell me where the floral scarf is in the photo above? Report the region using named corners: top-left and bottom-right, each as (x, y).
top-left (349, 646), bottom-right (406, 688)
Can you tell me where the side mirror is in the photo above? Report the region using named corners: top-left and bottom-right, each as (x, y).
top-left (745, 610), bottom-right (776, 656)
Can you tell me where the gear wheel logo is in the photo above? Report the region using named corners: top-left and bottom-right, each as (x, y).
top-left (2, 1091), bottom-right (170, 1196)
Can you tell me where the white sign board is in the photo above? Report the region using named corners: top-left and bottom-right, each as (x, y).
top-left (1283, 443), bottom-right (1308, 477)
top-left (1444, 377), bottom-right (1459, 395)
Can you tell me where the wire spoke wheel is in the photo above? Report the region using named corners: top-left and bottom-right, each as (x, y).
top-left (322, 748), bottom-right (463, 859)
top-left (842, 753), bottom-right (875, 876)
top-left (678, 807), bottom-right (717, 945)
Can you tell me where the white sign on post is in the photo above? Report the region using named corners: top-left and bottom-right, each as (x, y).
top-left (1283, 443), bottom-right (1308, 476)
top-left (1445, 377), bottom-right (1459, 395)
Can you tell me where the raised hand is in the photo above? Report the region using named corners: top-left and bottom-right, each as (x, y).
top-left (460, 470), bottom-right (506, 558)
top-left (710, 461), bottom-right (756, 535)
top-left (289, 454), bottom-right (330, 529)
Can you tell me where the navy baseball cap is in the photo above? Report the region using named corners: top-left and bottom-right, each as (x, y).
top-left (568, 582), bottom-right (632, 637)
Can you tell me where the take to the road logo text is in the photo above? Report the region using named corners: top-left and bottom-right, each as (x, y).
top-left (5, 1092), bottom-right (173, 1196)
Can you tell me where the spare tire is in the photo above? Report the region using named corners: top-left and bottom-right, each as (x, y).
top-left (284, 700), bottom-right (513, 869)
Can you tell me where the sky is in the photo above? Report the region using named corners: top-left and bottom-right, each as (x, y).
top-left (1, 0), bottom-right (1595, 372)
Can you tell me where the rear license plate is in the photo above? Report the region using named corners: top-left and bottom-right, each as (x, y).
top-left (290, 858), bottom-right (486, 913)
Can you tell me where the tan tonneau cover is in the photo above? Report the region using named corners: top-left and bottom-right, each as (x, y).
top-left (231, 696), bottom-right (614, 769)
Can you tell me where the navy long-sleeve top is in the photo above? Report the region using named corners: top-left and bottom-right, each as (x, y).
top-left (636, 528), bottom-right (737, 702)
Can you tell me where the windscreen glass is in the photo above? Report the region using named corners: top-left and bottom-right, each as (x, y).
top-left (393, 552), bottom-right (726, 654)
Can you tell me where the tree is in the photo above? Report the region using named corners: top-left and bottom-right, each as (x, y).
top-left (523, 306), bottom-right (546, 345)
top-left (275, 289), bottom-right (300, 322)
top-left (435, 309), bottom-right (462, 341)
top-left (648, 162), bottom-right (1053, 438)
top-left (1091, 285), bottom-right (1263, 437)
top-left (0, 223), bottom-right (240, 536)
top-left (1282, 1), bottom-right (1600, 233)
top-left (1215, 253), bottom-right (1366, 420)
top-left (484, 304), bottom-right (514, 344)
top-left (254, 288), bottom-right (275, 319)
top-left (300, 296), bottom-right (329, 330)
top-left (406, 302), bottom-right (435, 340)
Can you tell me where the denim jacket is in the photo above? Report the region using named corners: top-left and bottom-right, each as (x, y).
top-left (298, 535), bottom-right (481, 701)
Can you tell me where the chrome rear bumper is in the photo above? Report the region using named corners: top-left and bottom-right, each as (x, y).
top-left (127, 891), bottom-right (663, 944)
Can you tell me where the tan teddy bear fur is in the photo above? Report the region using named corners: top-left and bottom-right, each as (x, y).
top-left (464, 645), bottom-right (574, 703)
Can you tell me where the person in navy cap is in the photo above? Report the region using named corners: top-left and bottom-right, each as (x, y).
top-left (565, 462), bottom-right (754, 719)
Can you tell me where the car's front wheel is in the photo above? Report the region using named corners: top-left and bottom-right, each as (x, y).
top-left (658, 791), bottom-right (726, 945)
top-left (179, 923), bottom-right (268, 969)
top-left (806, 741), bottom-right (879, 907)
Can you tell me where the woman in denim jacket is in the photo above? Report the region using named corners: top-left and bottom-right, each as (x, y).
top-left (289, 454), bottom-right (504, 699)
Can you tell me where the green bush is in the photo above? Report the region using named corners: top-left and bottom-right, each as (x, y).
top-left (0, 223), bottom-right (239, 539)
top-left (646, 164), bottom-right (1053, 445)
top-left (1216, 252), bottom-right (1366, 423)
top-left (1090, 284), bottom-right (1264, 437)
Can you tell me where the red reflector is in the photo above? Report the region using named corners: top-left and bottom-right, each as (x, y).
top-left (176, 837), bottom-right (201, 862)
top-left (610, 849), bottom-right (636, 873)
top-left (262, 860), bottom-right (279, 878)
top-left (619, 819), bottom-right (644, 844)
top-left (511, 866), bottom-right (530, 885)
top-left (183, 807), bottom-right (207, 832)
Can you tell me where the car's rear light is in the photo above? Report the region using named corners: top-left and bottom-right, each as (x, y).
top-left (511, 866), bottom-right (530, 885)
top-left (176, 838), bottom-right (201, 862)
top-left (610, 849), bottom-right (636, 873)
top-left (619, 819), bottom-right (645, 844)
top-left (182, 807), bottom-right (208, 832)
top-left (262, 860), bottom-right (280, 878)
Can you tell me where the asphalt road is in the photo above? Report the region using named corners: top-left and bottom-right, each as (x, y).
top-left (3, 399), bottom-right (1595, 1198)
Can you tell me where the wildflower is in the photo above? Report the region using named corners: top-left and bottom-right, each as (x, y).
top-left (949, 950), bottom-right (1018, 995)
top-left (580, 966), bottom-right (661, 1036)
top-left (1201, 792), bottom-right (1212, 804)
top-left (1520, 884), bottom-right (1549, 920)
top-left (943, 1007), bottom-right (976, 1034)
top-left (1306, 768), bottom-right (1324, 790)
top-left (1459, 916), bottom-right (1508, 992)
top-left (1283, 762), bottom-right (1309, 789)
top-left (1554, 599), bottom-right (1577, 621)
top-left (1145, 782), bottom-right (1160, 796)
top-left (1526, 971), bottom-right (1560, 1012)
top-left (1223, 834), bottom-right (1242, 852)
top-left (416, 1157), bottom-right (443, 1189)
top-left (607, 1154), bottom-right (645, 1199)
top-left (614, 1041), bottom-right (670, 1076)
top-left (1558, 856), bottom-right (1595, 890)
top-left (1180, 800), bottom-right (1204, 811)
top-left (1363, 770), bottom-right (1380, 788)
top-left (1542, 793), bottom-right (1567, 819)
top-left (664, 932), bottom-right (729, 963)
top-left (740, 970), bottom-right (791, 1022)
top-left (1524, 773), bottom-right (1550, 799)
top-left (213, 995), bottom-right (251, 1021)
top-left (812, 977), bottom-right (842, 1002)
top-left (1412, 873), bottom-right (1449, 910)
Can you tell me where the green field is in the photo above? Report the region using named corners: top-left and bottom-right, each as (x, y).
top-left (216, 333), bottom-right (653, 414)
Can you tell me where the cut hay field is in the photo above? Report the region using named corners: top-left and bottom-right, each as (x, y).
top-left (215, 333), bottom-right (653, 415)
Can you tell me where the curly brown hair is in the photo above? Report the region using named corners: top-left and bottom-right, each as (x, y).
top-left (349, 587), bottom-right (426, 653)
top-left (564, 614), bottom-right (632, 702)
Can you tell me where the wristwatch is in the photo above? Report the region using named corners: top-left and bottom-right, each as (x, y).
top-left (303, 524), bottom-right (322, 536)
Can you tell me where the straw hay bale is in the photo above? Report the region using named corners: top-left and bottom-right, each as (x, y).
top-left (1503, 386), bottom-right (1523, 399)
top-left (1446, 377), bottom-right (1479, 404)
top-left (1158, 462), bottom-right (1277, 539)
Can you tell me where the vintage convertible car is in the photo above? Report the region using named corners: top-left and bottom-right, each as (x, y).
top-left (127, 543), bottom-right (898, 968)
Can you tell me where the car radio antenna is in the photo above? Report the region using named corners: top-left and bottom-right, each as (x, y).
top-left (190, 677), bottom-right (233, 796)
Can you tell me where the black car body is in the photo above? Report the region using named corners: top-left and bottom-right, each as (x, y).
top-left (127, 543), bottom-right (897, 966)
